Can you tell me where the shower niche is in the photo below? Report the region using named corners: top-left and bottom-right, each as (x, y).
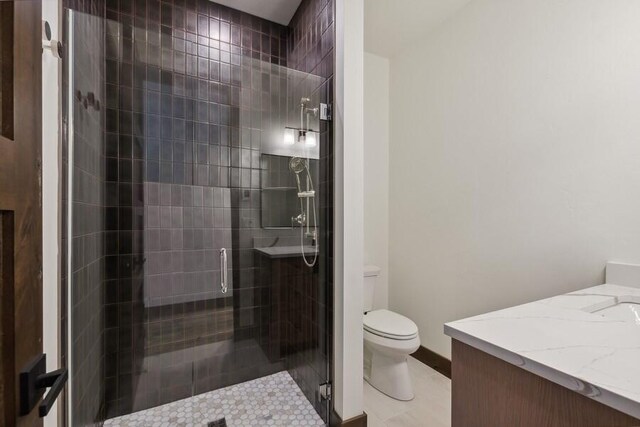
top-left (261, 154), bottom-right (318, 229)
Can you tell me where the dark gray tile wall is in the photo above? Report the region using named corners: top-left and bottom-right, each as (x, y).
top-left (105, 182), bottom-right (236, 412)
top-left (101, 0), bottom-right (306, 418)
top-left (143, 183), bottom-right (233, 307)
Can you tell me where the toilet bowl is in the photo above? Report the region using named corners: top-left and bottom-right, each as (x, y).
top-left (363, 309), bottom-right (420, 400)
top-left (362, 266), bottom-right (420, 401)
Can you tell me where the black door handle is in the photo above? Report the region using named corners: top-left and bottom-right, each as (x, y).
top-left (19, 354), bottom-right (68, 417)
top-left (36, 367), bottom-right (68, 417)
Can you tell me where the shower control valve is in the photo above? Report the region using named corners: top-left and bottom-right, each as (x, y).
top-left (292, 213), bottom-right (306, 227)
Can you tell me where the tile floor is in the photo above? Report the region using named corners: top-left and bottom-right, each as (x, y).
top-left (103, 355), bottom-right (449, 427)
top-left (364, 356), bottom-right (452, 427)
top-left (104, 371), bottom-right (325, 427)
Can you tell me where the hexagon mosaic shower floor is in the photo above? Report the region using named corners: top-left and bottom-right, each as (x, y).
top-left (104, 371), bottom-right (325, 426)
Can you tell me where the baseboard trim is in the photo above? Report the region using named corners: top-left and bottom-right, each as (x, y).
top-left (330, 410), bottom-right (368, 427)
top-left (411, 345), bottom-right (452, 379)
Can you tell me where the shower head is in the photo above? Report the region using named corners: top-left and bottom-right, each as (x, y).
top-left (289, 157), bottom-right (307, 174)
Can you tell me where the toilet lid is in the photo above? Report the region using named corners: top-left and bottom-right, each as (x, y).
top-left (363, 309), bottom-right (419, 340)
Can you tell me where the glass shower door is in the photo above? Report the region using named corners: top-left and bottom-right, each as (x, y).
top-left (66, 1), bottom-right (334, 424)
top-left (66, 9), bottom-right (239, 424)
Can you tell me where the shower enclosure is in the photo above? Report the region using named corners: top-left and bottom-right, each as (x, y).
top-left (63, 0), bottom-right (335, 425)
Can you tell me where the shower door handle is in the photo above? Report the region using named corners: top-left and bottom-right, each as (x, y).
top-left (220, 248), bottom-right (228, 293)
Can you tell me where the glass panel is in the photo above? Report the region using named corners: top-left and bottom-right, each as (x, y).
top-left (0, 2), bottom-right (14, 140)
top-left (66, 0), bottom-right (334, 423)
top-left (66, 9), bottom-right (106, 426)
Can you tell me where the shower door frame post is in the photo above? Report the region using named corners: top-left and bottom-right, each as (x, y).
top-left (64, 10), bottom-right (74, 426)
top-left (332, 0), bottom-right (366, 423)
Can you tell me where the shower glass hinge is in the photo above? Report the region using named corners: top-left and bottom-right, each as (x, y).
top-left (319, 382), bottom-right (332, 401)
top-left (320, 103), bottom-right (332, 121)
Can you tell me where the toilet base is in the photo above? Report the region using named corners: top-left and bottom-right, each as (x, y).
top-left (364, 344), bottom-right (415, 401)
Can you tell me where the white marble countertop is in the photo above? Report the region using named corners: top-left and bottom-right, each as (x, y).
top-left (254, 245), bottom-right (317, 258)
top-left (445, 283), bottom-right (640, 419)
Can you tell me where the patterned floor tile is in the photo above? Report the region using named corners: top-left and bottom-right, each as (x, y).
top-left (104, 371), bottom-right (325, 427)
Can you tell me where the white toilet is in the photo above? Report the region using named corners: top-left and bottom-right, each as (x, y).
top-left (363, 265), bottom-right (420, 401)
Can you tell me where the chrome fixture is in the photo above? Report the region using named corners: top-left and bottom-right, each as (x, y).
top-left (319, 382), bottom-right (332, 401)
top-left (290, 154), bottom-right (318, 266)
top-left (319, 103), bottom-right (332, 121)
top-left (283, 98), bottom-right (320, 147)
top-left (288, 98), bottom-right (319, 268)
top-left (220, 248), bottom-right (228, 293)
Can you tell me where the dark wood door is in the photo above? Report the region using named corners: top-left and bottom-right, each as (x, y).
top-left (0, 1), bottom-right (43, 426)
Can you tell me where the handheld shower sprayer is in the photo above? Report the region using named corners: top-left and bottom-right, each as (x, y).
top-left (289, 156), bottom-right (318, 267)
top-left (289, 156), bottom-right (306, 174)
top-left (289, 156), bottom-right (306, 186)
top-left (289, 157), bottom-right (315, 197)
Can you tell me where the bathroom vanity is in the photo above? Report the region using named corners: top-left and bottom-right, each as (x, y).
top-left (254, 247), bottom-right (320, 363)
top-left (445, 263), bottom-right (640, 427)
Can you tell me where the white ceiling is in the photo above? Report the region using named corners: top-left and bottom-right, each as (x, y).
top-left (213, 0), bottom-right (303, 26)
top-left (365, 0), bottom-right (473, 58)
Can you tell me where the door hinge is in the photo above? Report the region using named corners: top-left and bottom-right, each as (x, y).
top-left (319, 382), bottom-right (332, 401)
top-left (320, 103), bottom-right (332, 121)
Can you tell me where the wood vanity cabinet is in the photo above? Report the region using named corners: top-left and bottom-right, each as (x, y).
top-left (451, 340), bottom-right (640, 427)
top-left (256, 252), bottom-right (319, 363)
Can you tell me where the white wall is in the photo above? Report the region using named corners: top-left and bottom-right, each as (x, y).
top-left (42, 0), bottom-right (61, 425)
top-left (364, 52), bottom-right (389, 309)
top-left (389, 0), bottom-right (640, 358)
top-left (334, 0), bottom-right (365, 420)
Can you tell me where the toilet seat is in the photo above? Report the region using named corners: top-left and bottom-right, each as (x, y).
top-left (363, 309), bottom-right (418, 340)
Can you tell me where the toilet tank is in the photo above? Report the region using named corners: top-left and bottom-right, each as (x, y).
top-left (363, 265), bottom-right (381, 312)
